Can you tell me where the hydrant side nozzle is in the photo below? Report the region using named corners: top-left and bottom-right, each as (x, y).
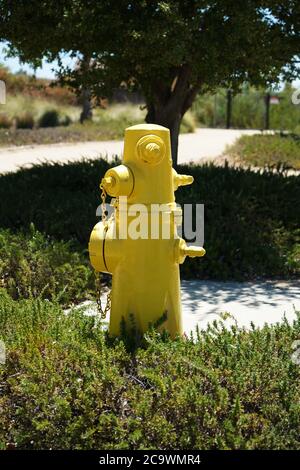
top-left (175, 238), bottom-right (206, 264)
top-left (183, 246), bottom-right (206, 258)
top-left (173, 170), bottom-right (194, 190)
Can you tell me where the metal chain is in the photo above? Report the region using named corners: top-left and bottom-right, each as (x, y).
top-left (100, 182), bottom-right (108, 226)
top-left (95, 271), bottom-right (112, 320)
top-left (95, 183), bottom-right (112, 319)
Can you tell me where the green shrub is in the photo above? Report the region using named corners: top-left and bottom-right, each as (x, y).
top-left (192, 87), bottom-right (265, 129)
top-left (0, 113), bottom-right (12, 129)
top-left (16, 112), bottom-right (35, 129)
top-left (177, 163), bottom-right (300, 280)
top-left (180, 111), bottom-right (196, 133)
top-left (0, 158), bottom-right (298, 280)
top-left (0, 226), bottom-right (94, 306)
top-left (294, 125), bottom-right (300, 135)
top-left (60, 114), bottom-right (72, 126)
top-left (38, 109), bottom-right (60, 127)
top-left (192, 83), bottom-right (300, 131)
top-left (227, 134), bottom-right (300, 171)
top-left (0, 292), bottom-right (299, 449)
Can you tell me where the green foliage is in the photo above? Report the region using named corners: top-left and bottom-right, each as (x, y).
top-left (38, 109), bottom-right (73, 128)
top-left (0, 158), bottom-right (298, 281)
top-left (270, 84), bottom-right (300, 132)
top-left (0, 103), bottom-right (148, 146)
top-left (0, 226), bottom-right (94, 306)
top-left (180, 110), bottom-right (196, 133)
top-left (1, 1), bottom-right (297, 95)
top-left (1, 1), bottom-right (298, 162)
top-left (227, 134), bottom-right (300, 171)
top-left (0, 113), bottom-right (12, 128)
top-left (193, 84), bottom-right (300, 131)
top-left (16, 112), bottom-right (35, 129)
top-left (193, 87), bottom-right (265, 129)
top-left (177, 163), bottom-right (300, 280)
top-left (0, 291), bottom-right (299, 449)
top-left (38, 109), bottom-right (60, 127)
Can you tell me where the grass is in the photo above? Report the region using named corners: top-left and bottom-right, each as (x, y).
top-left (3, 94), bottom-right (80, 123)
top-left (0, 290), bottom-right (299, 450)
top-left (226, 134), bottom-right (300, 171)
top-left (0, 158), bottom-right (298, 282)
top-left (0, 122), bottom-right (125, 146)
top-left (0, 97), bottom-right (196, 146)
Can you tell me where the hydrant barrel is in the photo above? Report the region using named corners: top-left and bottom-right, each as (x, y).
top-left (88, 124), bottom-right (205, 338)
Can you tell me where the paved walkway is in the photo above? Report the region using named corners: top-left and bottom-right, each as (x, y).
top-left (74, 280), bottom-right (300, 336)
top-left (0, 128), bottom-right (260, 173)
top-left (181, 280), bottom-right (299, 335)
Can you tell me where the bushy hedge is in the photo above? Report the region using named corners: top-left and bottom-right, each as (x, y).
top-left (0, 291), bottom-right (299, 450)
top-left (177, 162), bottom-right (300, 280)
top-left (0, 158), bottom-right (298, 281)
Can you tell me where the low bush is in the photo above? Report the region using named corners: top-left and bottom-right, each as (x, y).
top-left (0, 226), bottom-right (94, 306)
top-left (0, 292), bottom-right (299, 449)
top-left (0, 159), bottom-right (298, 280)
top-left (227, 134), bottom-right (300, 171)
top-left (15, 112), bottom-right (35, 129)
top-left (0, 114), bottom-right (12, 129)
top-left (180, 110), bottom-right (196, 133)
top-left (38, 109), bottom-right (60, 128)
top-left (60, 114), bottom-right (72, 126)
top-left (37, 109), bottom-right (72, 128)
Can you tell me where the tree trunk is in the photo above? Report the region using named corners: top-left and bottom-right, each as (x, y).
top-left (78, 54), bottom-right (93, 124)
top-left (145, 66), bottom-right (199, 167)
top-left (226, 89), bottom-right (232, 129)
top-left (80, 87), bottom-right (92, 123)
top-left (265, 92), bottom-right (270, 130)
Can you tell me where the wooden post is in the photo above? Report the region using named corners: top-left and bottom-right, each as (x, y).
top-left (265, 93), bottom-right (270, 130)
top-left (226, 89), bottom-right (232, 129)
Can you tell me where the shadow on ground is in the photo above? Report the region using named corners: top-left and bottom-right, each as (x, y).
top-left (181, 279), bottom-right (300, 313)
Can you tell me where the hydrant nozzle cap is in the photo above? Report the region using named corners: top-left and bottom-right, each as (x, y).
top-left (101, 176), bottom-right (115, 188)
top-left (101, 165), bottom-right (134, 197)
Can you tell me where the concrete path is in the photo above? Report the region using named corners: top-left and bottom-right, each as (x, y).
top-left (0, 128), bottom-right (260, 174)
top-left (181, 280), bottom-right (300, 335)
top-left (74, 279), bottom-right (300, 336)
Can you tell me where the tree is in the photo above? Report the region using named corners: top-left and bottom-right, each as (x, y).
top-left (77, 55), bottom-right (93, 124)
top-left (0, 0), bottom-right (299, 164)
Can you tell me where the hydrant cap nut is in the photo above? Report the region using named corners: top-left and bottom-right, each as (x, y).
top-left (136, 134), bottom-right (166, 165)
top-left (102, 165), bottom-right (134, 197)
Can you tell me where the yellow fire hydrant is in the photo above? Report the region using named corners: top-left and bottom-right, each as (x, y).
top-left (89, 124), bottom-right (205, 337)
